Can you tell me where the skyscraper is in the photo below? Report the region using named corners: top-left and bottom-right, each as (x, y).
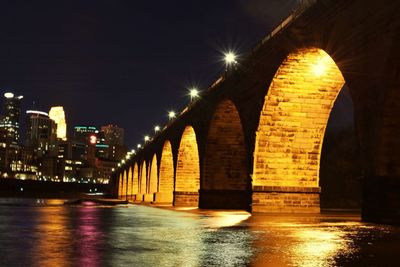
top-left (25, 110), bottom-right (57, 157)
top-left (49, 106), bottom-right (67, 140)
top-left (100, 124), bottom-right (126, 161)
top-left (0, 92), bottom-right (23, 144)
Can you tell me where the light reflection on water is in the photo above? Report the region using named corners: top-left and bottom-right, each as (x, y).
top-left (0, 200), bottom-right (399, 266)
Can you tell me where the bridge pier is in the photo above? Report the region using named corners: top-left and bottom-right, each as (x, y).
top-left (362, 176), bottom-right (400, 224)
top-left (134, 194), bottom-right (144, 202)
top-left (154, 192), bottom-right (173, 204)
top-left (199, 189), bottom-right (250, 210)
top-left (143, 194), bottom-right (154, 202)
top-left (251, 186), bottom-right (320, 213)
top-left (173, 191), bottom-right (199, 207)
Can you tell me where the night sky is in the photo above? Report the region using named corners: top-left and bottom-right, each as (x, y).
top-left (0, 1), bottom-right (318, 148)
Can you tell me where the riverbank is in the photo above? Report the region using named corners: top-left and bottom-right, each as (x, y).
top-left (0, 178), bottom-right (111, 199)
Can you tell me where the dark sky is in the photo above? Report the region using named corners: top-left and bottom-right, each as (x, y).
top-left (0, 0), bottom-right (306, 148)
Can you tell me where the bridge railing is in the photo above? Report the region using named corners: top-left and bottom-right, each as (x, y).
top-left (252, 0), bottom-right (318, 54)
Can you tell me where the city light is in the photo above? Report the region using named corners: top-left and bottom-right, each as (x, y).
top-left (89, 135), bottom-right (97, 144)
top-left (131, 149), bottom-right (136, 154)
top-left (224, 52), bottom-right (237, 65)
top-left (189, 88), bottom-right (199, 101)
top-left (154, 125), bottom-right (160, 132)
top-left (168, 111), bottom-right (176, 119)
top-left (26, 110), bottom-right (49, 117)
top-left (137, 144), bottom-right (142, 148)
top-left (144, 135), bottom-right (150, 142)
top-left (121, 159), bottom-right (125, 164)
top-left (4, 92), bottom-right (14, 98)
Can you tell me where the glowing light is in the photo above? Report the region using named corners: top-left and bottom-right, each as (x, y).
top-left (49, 106), bottom-right (67, 140)
top-left (118, 163), bottom-right (121, 167)
top-left (131, 149), bottom-right (136, 154)
top-left (206, 211), bottom-right (251, 229)
top-left (121, 160), bottom-right (125, 164)
top-left (224, 52), bottom-right (237, 65)
top-left (312, 54), bottom-right (331, 76)
top-left (168, 111), bottom-right (176, 119)
top-left (4, 92), bottom-right (14, 98)
top-left (137, 144), bottom-right (142, 148)
top-left (26, 110), bottom-right (49, 117)
top-left (144, 135), bottom-right (150, 142)
top-left (154, 125), bottom-right (160, 132)
top-left (89, 135), bottom-right (97, 145)
top-left (189, 88), bottom-right (199, 101)
top-left (291, 229), bottom-right (351, 267)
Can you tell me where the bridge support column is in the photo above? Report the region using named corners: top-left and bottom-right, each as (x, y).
top-left (143, 194), bottom-right (153, 202)
top-left (173, 191), bottom-right (198, 207)
top-left (134, 194), bottom-right (144, 202)
top-left (154, 192), bottom-right (173, 204)
top-left (362, 176), bottom-right (400, 224)
top-left (199, 190), bottom-right (250, 209)
top-left (252, 186), bottom-right (320, 213)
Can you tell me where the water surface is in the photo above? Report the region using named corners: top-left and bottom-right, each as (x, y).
top-left (0, 199), bottom-right (398, 266)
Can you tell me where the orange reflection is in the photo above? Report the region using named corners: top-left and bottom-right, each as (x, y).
top-left (204, 211), bottom-right (251, 229)
top-left (32, 207), bottom-right (71, 267)
top-left (290, 229), bottom-right (350, 266)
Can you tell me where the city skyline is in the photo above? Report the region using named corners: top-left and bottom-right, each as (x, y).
top-left (0, 90), bottom-right (126, 144)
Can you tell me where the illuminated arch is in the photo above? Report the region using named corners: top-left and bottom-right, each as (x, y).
top-left (175, 126), bottom-right (200, 192)
top-left (203, 99), bottom-right (247, 191)
top-left (132, 163), bottom-right (139, 195)
top-left (148, 154), bottom-right (158, 194)
top-left (122, 169), bottom-right (128, 196)
top-left (127, 166), bottom-right (133, 197)
top-left (253, 48), bottom-right (345, 199)
top-left (118, 173), bottom-right (123, 197)
top-left (140, 161), bottom-right (147, 194)
top-left (158, 140), bottom-right (174, 203)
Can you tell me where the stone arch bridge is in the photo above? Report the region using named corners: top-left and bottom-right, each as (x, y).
top-left (113, 0), bottom-right (400, 224)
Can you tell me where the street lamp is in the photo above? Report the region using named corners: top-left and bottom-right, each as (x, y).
top-left (137, 144), bottom-right (142, 149)
top-left (168, 111), bottom-right (176, 120)
top-left (154, 125), bottom-right (160, 133)
top-left (224, 52), bottom-right (237, 67)
top-left (144, 135), bottom-right (150, 142)
top-left (189, 88), bottom-right (199, 101)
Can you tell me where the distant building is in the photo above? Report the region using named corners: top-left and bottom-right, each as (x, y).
top-left (95, 131), bottom-right (109, 159)
top-left (49, 106), bottom-right (67, 140)
top-left (0, 92), bottom-right (24, 176)
top-left (101, 124), bottom-right (124, 146)
top-left (25, 110), bottom-right (57, 157)
top-left (73, 125), bottom-right (98, 143)
top-left (101, 124), bottom-right (126, 161)
top-left (0, 92), bottom-right (23, 144)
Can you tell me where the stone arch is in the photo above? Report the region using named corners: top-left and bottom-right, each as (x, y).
top-left (132, 163), bottom-right (139, 196)
top-left (201, 99), bottom-right (248, 209)
top-left (139, 161), bottom-right (147, 195)
top-left (253, 48), bottom-right (346, 213)
top-left (149, 154), bottom-right (158, 194)
top-left (175, 125), bottom-right (200, 206)
top-left (156, 140), bottom-right (174, 204)
top-left (122, 169), bottom-right (128, 197)
top-left (118, 173), bottom-right (123, 197)
top-left (127, 166), bottom-right (133, 198)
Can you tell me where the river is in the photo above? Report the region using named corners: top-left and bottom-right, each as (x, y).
top-left (0, 198), bottom-right (398, 266)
